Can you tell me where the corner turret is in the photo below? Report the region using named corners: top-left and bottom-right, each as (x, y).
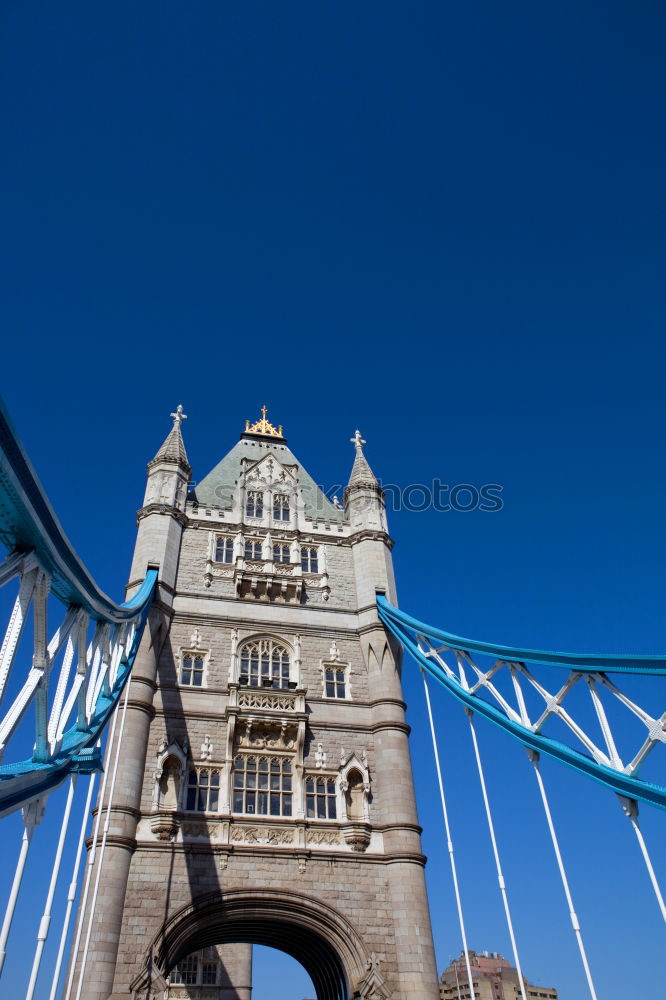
top-left (128, 405), bottom-right (191, 594)
top-left (344, 430), bottom-right (387, 533)
top-left (143, 405), bottom-right (191, 513)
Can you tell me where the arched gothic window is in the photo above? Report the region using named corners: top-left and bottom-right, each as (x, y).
top-left (239, 638), bottom-right (290, 689)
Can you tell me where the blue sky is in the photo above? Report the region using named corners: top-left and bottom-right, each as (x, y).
top-left (1, 1), bottom-right (665, 998)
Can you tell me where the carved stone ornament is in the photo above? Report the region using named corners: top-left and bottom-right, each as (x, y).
top-left (230, 825), bottom-right (294, 846)
top-left (306, 828), bottom-right (341, 846)
top-left (353, 953), bottom-right (393, 1000)
top-left (130, 955), bottom-right (169, 999)
top-left (342, 822), bottom-right (372, 853)
top-left (181, 821), bottom-right (218, 839)
top-left (231, 826), bottom-right (260, 844)
top-left (150, 811), bottom-right (179, 841)
top-left (200, 735), bottom-right (213, 760)
top-left (237, 717), bottom-right (298, 751)
top-left (238, 689), bottom-right (297, 712)
top-left (265, 827), bottom-right (295, 845)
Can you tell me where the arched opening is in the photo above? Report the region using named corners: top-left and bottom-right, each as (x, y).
top-left (135, 889), bottom-right (376, 1000)
top-left (253, 945), bottom-right (315, 999)
top-left (165, 944), bottom-right (315, 999)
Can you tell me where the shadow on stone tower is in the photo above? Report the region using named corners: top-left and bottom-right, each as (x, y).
top-left (67, 407), bottom-right (439, 1000)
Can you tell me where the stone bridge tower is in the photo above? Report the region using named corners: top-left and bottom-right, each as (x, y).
top-left (69, 408), bottom-right (439, 1000)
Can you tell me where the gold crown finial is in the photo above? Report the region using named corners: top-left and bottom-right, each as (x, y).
top-left (244, 405), bottom-right (284, 438)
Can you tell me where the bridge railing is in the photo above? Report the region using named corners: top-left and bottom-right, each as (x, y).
top-left (377, 594), bottom-right (666, 810)
top-left (0, 400), bottom-right (156, 995)
top-left (0, 400), bottom-right (156, 820)
top-left (378, 593), bottom-right (666, 1000)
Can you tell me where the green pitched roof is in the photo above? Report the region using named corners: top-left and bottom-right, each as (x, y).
top-left (191, 437), bottom-right (345, 522)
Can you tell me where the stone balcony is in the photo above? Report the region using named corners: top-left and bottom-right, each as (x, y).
top-left (227, 682), bottom-right (306, 715)
top-left (204, 554), bottom-right (330, 601)
top-left (235, 557), bottom-right (304, 601)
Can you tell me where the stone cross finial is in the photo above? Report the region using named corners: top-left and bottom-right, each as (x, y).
top-left (351, 429), bottom-right (366, 450)
top-left (170, 404), bottom-right (188, 429)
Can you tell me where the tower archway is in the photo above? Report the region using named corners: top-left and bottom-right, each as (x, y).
top-left (131, 888), bottom-right (388, 1000)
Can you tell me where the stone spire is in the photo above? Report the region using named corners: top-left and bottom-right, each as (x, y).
top-left (149, 405), bottom-right (191, 472)
top-left (344, 430), bottom-right (386, 532)
top-left (346, 430), bottom-right (378, 490)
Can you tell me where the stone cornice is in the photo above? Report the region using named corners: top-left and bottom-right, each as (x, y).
top-left (130, 839), bottom-right (427, 866)
top-left (348, 529), bottom-right (395, 549)
top-left (136, 504), bottom-right (188, 528)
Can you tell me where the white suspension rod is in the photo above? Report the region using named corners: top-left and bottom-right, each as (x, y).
top-left (49, 772), bottom-right (97, 1000)
top-left (528, 751), bottom-right (598, 1000)
top-left (618, 797), bottom-right (666, 922)
top-left (466, 711), bottom-right (527, 1000)
top-left (25, 776), bottom-right (77, 1000)
top-left (74, 679), bottom-right (131, 1000)
top-left (421, 671), bottom-right (476, 1000)
top-left (0, 800), bottom-right (43, 977)
top-left (63, 704), bottom-right (122, 1000)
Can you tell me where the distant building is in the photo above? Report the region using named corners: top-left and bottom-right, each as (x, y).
top-left (440, 951), bottom-right (558, 1000)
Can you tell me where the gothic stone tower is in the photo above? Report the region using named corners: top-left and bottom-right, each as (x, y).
top-left (70, 408), bottom-right (440, 1000)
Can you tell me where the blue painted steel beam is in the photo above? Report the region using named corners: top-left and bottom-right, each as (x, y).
top-left (0, 397), bottom-right (158, 816)
top-left (0, 569), bottom-right (156, 818)
top-left (377, 595), bottom-right (666, 675)
top-left (377, 597), bottom-right (666, 811)
top-left (0, 397), bottom-right (150, 622)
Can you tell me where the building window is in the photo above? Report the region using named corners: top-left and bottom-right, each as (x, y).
top-left (202, 962), bottom-right (217, 985)
top-left (305, 775), bottom-right (337, 819)
top-left (244, 538), bottom-right (263, 560)
top-left (325, 666), bottom-right (347, 699)
top-left (232, 755), bottom-right (292, 816)
top-left (301, 546), bottom-right (318, 573)
top-left (246, 491), bottom-right (263, 518)
top-left (239, 638), bottom-right (290, 688)
top-left (273, 543), bottom-right (290, 564)
top-left (180, 653), bottom-right (204, 686)
top-left (215, 536), bottom-right (234, 563)
top-left (273, 493), bottom-right (290, 521)
top-left (169, 955), bottom-right (197, 986)
top-left (186, 768), bottom-right (220, 812)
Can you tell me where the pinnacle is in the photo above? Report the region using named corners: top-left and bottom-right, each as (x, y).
top-left (346, 429), bottom-right (378, 490)
top-left (150, 405), bottom-right (191, 471)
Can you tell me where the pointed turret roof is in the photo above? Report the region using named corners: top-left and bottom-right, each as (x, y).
top-left (150, 405), bottom-right (191, 472)
top-left (346, 430), bottom-right (378, 490)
